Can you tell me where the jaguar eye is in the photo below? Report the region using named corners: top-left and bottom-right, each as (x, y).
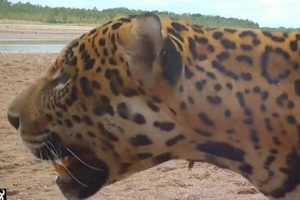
top-left (53, 72), bottom-right (70, 90)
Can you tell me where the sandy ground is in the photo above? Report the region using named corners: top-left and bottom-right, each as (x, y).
top-left (0, 53), bottom-right (269, 200)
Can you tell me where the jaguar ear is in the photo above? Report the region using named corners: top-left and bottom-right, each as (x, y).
top-left (118, 14), bottom-right (165, 88)
top-left (118, 14), bottom-right (163, 66)
top-left (119, 14), bottom-right (183, 89)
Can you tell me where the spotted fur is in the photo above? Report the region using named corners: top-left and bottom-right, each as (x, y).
top-left (7, 14), bottom-right (300, 199)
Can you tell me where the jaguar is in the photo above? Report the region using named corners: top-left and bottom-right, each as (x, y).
top-left (7, 14), bottom-right (300, 199)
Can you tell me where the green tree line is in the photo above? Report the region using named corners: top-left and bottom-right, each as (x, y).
top-left (0, 0), bottom-right (259, 28)
top-left (0, 0), bottom-right (299, 31)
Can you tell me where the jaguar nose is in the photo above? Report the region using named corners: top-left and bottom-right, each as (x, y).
top-left (7, 113), bottom-right (20, 130)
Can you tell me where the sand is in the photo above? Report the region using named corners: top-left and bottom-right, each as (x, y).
top-left (0, 53), bottom-right (269, 200)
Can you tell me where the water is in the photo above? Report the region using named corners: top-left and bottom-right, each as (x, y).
top-left (0, 32), bottom-right (79, 53)
top-left (0, 43), bottom-right (67, 53)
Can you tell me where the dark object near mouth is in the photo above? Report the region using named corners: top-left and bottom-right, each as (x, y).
top-left (32, 134), bottom-right (109, 199)
top-left (55, 155), bottom-right (109, 199)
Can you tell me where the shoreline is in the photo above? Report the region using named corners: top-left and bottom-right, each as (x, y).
top-left (0, 23), bottom-right (91, 53)
top-left (0, 21), bottom-right (94, 35)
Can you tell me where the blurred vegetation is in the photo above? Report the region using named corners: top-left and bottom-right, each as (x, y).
top-left (0, 0), bottom-right (299, 31)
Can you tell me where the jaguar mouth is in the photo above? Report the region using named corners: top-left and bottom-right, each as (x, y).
top-left (30, 135), bottom-right (109, 199)
top-left (53, 154), bottom-right (109, 199)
